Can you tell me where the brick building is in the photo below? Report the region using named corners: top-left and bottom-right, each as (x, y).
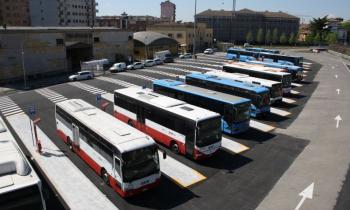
top-left (0, 0), bottom-right (31, 26)
top-left (160, 0), bottom-right (176, 22)
top-left (196, 9), bottom-right (300, 44)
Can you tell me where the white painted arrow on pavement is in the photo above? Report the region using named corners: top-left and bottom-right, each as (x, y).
top-left (335, 115), bottom-right (342, 128)
top-left (336, 89), bottom-right (341, 95)
top-left (295, 182), bottom-right (314, 210)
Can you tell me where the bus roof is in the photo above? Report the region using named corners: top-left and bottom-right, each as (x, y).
top-left (56, 99), bottom-right (155, 153)
top-left (205, 71), bottom-right (281, 87)
top-left (187, 73), bottom-right (269, 93)
top-left (229, 47), bottom-right (303, 59)
top-left (223, 62), bottom-right (291, 76)
top-left (0, 118), bottom-right (40, 194)
top-left (153, 79), bottom-right (251, 105)
top-left (115, 87), bottom-right (220, 122)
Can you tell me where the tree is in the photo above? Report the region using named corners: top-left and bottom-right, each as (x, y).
top-left (279, 32), bottom-right (287, 44)
top-left (341, 21), bottom-right (350, 41)
top-left (310, 16), bottom-right (330, 44)
top-left (265, 29), bottom-right (271, 44)
top-left (326, 32), bottom-right (338, 44)
top-left (313, 33), bottom-right (321, 45)
top-left (246, 31), bottom-right (254, 44)
top-left (305, 34), bottom-right (314, 45)
top-left (256, 28), bottom-right (264, 44)
top-left (272, 28), bottom-right (279, 44)
top-left (288, 33), bottom-right (296, 45)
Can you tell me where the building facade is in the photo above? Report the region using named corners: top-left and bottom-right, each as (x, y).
top-left (0, 27), bottom-right (133, 83)
top-left (147, 22), bottom-right (213, 53)
top-left (29, 0), bottom-right (97, 26)
top-left (97, 14), bottom-right (166, 32)
top-left (160, 0), bottom-right (176, 22)
top-left (0, 0), bottom-right (31, 26)
top-left (196, 9), bottom-right (300, 44)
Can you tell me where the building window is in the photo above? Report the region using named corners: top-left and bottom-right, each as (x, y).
top-left (56, 39), bottom-right (64, 45)
top-left (94, 37), bottom-right (100, 43)
top-left (177, 33), bottom-right (183, 38)
top-left (168, 33), bottom-right (173, 38)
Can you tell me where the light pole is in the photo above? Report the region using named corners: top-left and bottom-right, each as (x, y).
top-left (193, 0), bottom-right (197, 58)
top-left (21, 38), bottom-right (27, 90)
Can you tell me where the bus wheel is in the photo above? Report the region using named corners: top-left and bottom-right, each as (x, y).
top-left (101, 169), bottom-right (110, 186)
top-left (128, 120), bottom-right (134, 127)
top-left (170, 141), bottom-right (180, 154)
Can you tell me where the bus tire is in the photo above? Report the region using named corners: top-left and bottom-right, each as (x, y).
top-left (170, 141), bottom-right (179, 154)
top-left (128, 120), bottom-right (134, 127)
top-left (101, 168), bottom-right (110, 186)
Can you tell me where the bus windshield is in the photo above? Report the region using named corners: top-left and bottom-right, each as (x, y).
top-left (255, 92), bottom-right (270, 107)
top-left (0, 185), bottom-right (44, 210)
top-left (122, 145), bottom-right (159, 183)
top-left (234, 103), bottom-right (251, 122)
top-left (196, 117), bottom-right (222, 147)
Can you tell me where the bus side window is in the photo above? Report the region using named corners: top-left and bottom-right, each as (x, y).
top-left (224, 105), bottom-right (233, 124)
top-left (114, 158), bottom-right (121, 176)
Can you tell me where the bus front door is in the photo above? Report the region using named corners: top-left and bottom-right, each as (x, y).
top-left (72, 123), bottom-right (80, 150)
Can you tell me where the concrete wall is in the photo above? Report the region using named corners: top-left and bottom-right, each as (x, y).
top-left (0, 32), bottom-right (67, 83)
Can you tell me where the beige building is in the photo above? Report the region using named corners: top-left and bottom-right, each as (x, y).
top-left (147, 22), bottom-right (213, 53)
top-left (0, 27), bottom-right (133, 83)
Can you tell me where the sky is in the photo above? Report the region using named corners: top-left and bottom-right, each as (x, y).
top-left (96, 0), bottom-right (350, 23)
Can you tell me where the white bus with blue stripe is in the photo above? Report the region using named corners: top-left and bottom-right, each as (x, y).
top-left (152, 79), bottom-right (251, 135)
top-left (185, 73), bottom-right (271, 118)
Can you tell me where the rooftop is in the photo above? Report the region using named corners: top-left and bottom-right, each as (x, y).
top-left (196, 9), bottom-right (299, 19)
top-left (133, 31), bottom-right (178, 46)
top-left (0, 26), bottom-right (123, 32)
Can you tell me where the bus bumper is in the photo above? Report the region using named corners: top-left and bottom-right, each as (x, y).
top-left (251, 106), bottom-right (270, 118)
top-left (283, 87), bottom-right (292, 94)
top-left (270, 96), bottom-right (283, 104)
top-left (223, 120), bottom-right (250, 135)
top-left (121, 177), bottom-right (161, 198)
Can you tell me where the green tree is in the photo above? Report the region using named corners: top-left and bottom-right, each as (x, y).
top-left (256, 28), bottom-right (264, 44)
top-left (272, 28), bottom-right (279, 44)
top-left (279, 32), bottom-right (287, 44)
top-left (326, 32), bottom-right (338, 44)
top-left (341, 21), bottom-right (350, 41)
top-left (288, 33), bottom-right (296, 45)
top-left (246, 31), bottom-right (254, 44)
top-left (305, 34), bottom-right (314, 45)
top-left (265, 29), bottom-right (271, 44)
top-left (310, 16), bottom-right (330, 44)
top-left (313, 33), bottom-right (321, 45)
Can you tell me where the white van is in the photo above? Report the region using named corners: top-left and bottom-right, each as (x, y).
top-left (81, 59), bottom-right (109, 71)
top-left (109, 62), bottom-right (126, 73)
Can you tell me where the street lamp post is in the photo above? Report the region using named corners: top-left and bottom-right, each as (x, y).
top-left (193, 0), bottom-right (197, 58)
top-left (21, 38), bottom-right (27, 90)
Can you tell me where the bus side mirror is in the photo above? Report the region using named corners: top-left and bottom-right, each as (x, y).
top-left (163, 151), bottom-right (167, 159)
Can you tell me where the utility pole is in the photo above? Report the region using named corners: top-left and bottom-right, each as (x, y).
top-left (193, 0), bottom-right (197, 58)
top-left (231, 0), bottom-right (236, 45)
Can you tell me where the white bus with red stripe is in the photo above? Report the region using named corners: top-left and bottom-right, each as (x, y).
top-left (114, 87), bottom-right (222, 160)
top-left (55, 99), bottom-right (162, 198)
top-left (0, 118), bottom-right (46, 210)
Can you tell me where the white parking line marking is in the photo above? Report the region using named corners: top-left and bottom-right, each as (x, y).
top-left (36, 88), bottom-right (68, 103)
top-left (120, 72), bottom-right (156, 81)
top-left (292, 83), bottom-right (303, 87)
top-left (250, 120), bottom-right (276, 132)
top-left (69, 82), bottom-right (107, 95)
top-left (302, 62), bottom-right (313, 65)
top-left (282, 98), bottom-right (297, 104)
top-left (97, 77), bottom-right (134, 87)
top-left (270, 108), bottom-right (291, 117)
top-left (139, 69), bottom-right (178, 78)
top-left (221, 137), bottom-right (249, 154)
top-left (176, 60), bottom-right (222, 68)
top-left (158, 151), bottom-right (206, 188)
top-left (0, 97), bottom-right (25, 117)
top-left (290, 90), bottom-right (300, 94)
top-left (169, 63), bottom-right (217, 72)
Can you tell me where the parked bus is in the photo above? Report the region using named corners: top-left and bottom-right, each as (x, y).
top-left (185, 73), bottom-right (271, 117)
top-left (245, 47), bottom-right (280, 54)
top-left (205, 71), bottom-right (283, 103)
top-left (223, 63), bottom-right (292, 94)
top-left (227, 48), bottom-right (303, 67)
top-left (114, 87), bottom-right (222, 160)
top-left (152, 79), bottom-right (252, 134)
top-left (55, 99), bottom-right (162, 197)
top-left (0, 118), bottom-right (46, 210)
